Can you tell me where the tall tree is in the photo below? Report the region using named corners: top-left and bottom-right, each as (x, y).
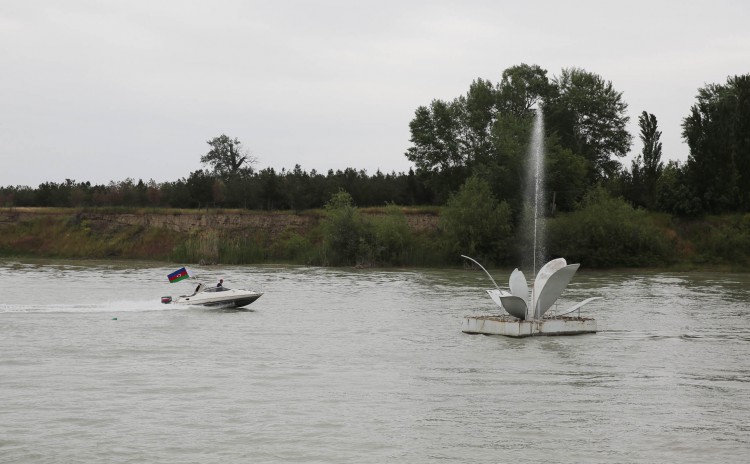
top-left (201, 134), bottom-right (257, 178)
top-left (485, 65), bottom-right (553, 214)
top-left (496, 63), bottom-right (552, 118)
top-left (405, 66), bottom-right (553, 202)
top-left (546, 68), bottom-right (632, 182)
top-left (404, 98), bottom-right (472, 200)
top-left (405, 64), bottom-right (631, 211)
top-left (631, 111), bottom-right (664, 208)
top-left (463, 78), bottom-right (498, 164)
top-left (405, 100), bottom-right (465, 172)
top-left (406, 66), bottom-right (552, 173)
top-left (683, 74), bottom-right (750, 212)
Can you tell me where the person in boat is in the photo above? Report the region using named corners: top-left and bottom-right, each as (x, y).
top-left (217, 279), bottom-right (223, 288)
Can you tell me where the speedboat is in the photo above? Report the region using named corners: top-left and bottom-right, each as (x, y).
top-left (161, 283), bottom-right (263, 308)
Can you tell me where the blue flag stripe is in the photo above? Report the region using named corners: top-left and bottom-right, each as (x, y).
top-left (167, 267), bottom-right (189, 282)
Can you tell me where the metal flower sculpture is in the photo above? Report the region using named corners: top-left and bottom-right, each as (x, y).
top-left (462, 255), bottom-right (600, 320)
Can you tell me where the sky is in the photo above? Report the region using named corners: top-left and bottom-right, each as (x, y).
top-left (1, 0), bottom-right (748, 187)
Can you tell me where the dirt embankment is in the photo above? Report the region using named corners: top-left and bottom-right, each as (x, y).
top-left (0, 208), bottom-right (440, 238)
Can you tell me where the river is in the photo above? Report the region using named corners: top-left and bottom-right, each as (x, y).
top-left (1, 260), bottom-right (749, 463)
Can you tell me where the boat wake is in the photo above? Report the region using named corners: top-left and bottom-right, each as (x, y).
top-left (0, 299), bottom-right (179, 314)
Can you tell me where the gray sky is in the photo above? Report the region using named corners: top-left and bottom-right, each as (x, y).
top-left (1, 0), bottom-right (748, 187)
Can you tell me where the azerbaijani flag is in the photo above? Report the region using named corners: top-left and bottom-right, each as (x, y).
top-left (167, 267), bottom-right (190, 283)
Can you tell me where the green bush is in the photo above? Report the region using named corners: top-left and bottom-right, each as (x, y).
top-left (691, 214), bottom-right (750, 266)
top-left (370, 204), bottom-right (414, 266)
top-left (270, 229), bottom-right (319, 264)
top-left (547, 187), bottom-right (675, 267)
top-left (440, 176), bottom-right (513, 265)
top-left (320, 190), bottom-right (369, 266)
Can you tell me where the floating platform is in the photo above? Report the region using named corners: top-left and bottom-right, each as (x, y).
top-left (462, 315), bottom-right (596, 337)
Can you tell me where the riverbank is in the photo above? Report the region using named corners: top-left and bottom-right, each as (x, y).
top-left (0, 207), bottom-right (442, 266)
top-left (0, 206), bottom-right (439, 236)
top-left (1, 207), bottom-right (748, 270)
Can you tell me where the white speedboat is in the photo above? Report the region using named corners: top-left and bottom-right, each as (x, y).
top-left (161, 283), bottom-right (263, 308)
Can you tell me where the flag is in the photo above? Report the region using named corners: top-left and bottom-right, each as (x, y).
top-left (167, 267), bottom-right (190, 283)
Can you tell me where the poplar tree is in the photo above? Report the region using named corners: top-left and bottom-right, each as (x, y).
top-left (631, 111), bottom-right (664, 209)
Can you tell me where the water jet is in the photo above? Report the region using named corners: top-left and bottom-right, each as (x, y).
top-left (461, 107), bottom-right (599, 337)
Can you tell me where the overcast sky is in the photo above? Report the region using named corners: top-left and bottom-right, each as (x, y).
top-left (1, 0), bottom-right (748, 187)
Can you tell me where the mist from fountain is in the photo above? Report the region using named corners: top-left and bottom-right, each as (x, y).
top-left (463, 104), bottom-right (600, 322)
top-left (524, 106), bottom-right (546, 277)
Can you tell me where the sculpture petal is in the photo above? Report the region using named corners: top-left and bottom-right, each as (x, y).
top-left (486, 289), bottom-right (511, 310)
top-left (533, 263), bottom-right (580, 318)
top-left (509, 268), bottom-right (529, 303)
top-left (531, 258), bottom-right (568, 314)
top-left (554, 297), bottom-right (602, 317)
top-left (499, 295), bottom-right (528, 320)
top-left (461, 255), bottom-right (500, 289)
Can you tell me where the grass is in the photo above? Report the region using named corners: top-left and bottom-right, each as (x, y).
top-left (2, 207), bottom-right (750, 271)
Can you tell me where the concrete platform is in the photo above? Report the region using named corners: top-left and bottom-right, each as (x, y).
top-left (462, 315), bottom-right (596, 337)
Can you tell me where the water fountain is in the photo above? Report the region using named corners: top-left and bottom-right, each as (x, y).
top-left (526, 105), bottom-right (546, 278)
top-left (461, 107), bottom-right (599, 337)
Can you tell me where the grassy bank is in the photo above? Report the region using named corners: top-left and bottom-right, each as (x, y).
top-left (1, 206), bottom-right (749, 271)
top-left (0, 206), bottom-right (444, 267)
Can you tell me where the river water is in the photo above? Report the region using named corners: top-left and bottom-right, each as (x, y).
top-left (1, 260), bottom-right (749, 463)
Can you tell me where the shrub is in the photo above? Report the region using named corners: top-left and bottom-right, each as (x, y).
top-left (547, 187), bottom-right (675, 267)
top-left (370, 204), bottom-right (414, 266)
top-left (270, 229), bottom-right (318, 264)
top-left (690, 214), bottom-right (750, 266)
top-left (320, 190), bottom-right (369, 266)
top-left (440, 177), bottom-right (513, 265)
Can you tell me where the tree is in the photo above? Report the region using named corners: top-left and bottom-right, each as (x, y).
top-left (406, 66), bottom-right (554, 175)
top-left (655, 160), bottom-right (702, 216)
top-left (201, 134), bottom-right (257, 178)
top-left (546, 68), bottom-right (632, 182)
top-left (440, 176), bottom-right (513, 264)
top-left (544, 136), bottom-right (588, 213)
top-left (404, 98), bottom-right (471, 200)
top-left (321, 190), bottom-right (367, 266)
top-left (463, 78), bottom-right (498, 165)
top-left (481, 111), bottom-right (530, 213)
top-left (257, 167), bottom-right (284, 210)
top-left (405, 100), bottom-right (466, 172)
top-left (405, 65), bottom-right (555, 203)
top-left (630, 111), bottom-right (664, 209)
top-left (485, 65), bottom-right (553, 213)
top-left (405, 64), bottom-right (633, 209)
top-left (186, 169), bottom-right (214, 207)
top-left (496, 63), bottom-right (553, 118)
top-left (683, 74), bottom-right (750, 212)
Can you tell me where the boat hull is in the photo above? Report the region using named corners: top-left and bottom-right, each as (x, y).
top-left (191, 293), bottom-right (263, 308)
top-left (163, 288), bottom-right (263, 309)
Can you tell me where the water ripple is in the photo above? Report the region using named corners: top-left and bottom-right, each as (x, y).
top-left (1, 260), bottom-right (750, 462)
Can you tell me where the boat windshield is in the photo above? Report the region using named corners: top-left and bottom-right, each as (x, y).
top-left (203, 286), bottom-right (229, 293)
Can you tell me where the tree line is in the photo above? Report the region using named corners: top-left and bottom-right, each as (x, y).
top-left (2, 65), bottom-right (748, 220)
top-left (0, 166), bottom-right (433, 211)
top-left (405, 65), bottom-right (750, 217)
